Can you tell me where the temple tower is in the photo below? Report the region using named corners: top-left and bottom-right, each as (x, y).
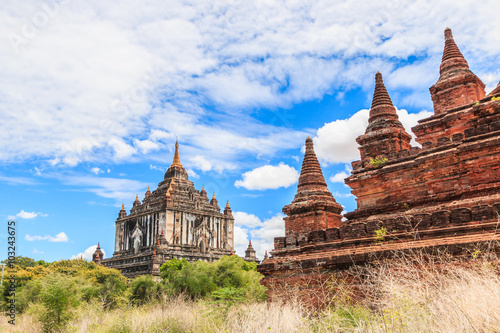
top-left (356, 72), bottom-right (412, 161)
top-left (244, 240), bottom-right (260, 263)
top-left (283, 137), bottom-right (343, 238)
top-left (429, 28), bottom-right (485, 116)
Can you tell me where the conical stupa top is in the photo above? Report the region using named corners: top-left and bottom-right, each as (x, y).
top-left (121, 203), bottom-right (125, 210)
top-left (97, 242), bottom-right (100, 249)
top-left (488, 81), bottom-right (500, 97)
top-left (440, 28), bottom-right (469, 75)
top-left (226, 200), bottom-right (230, 208)
top-left (212, 192), bottom-right (216, 200)
top-left (172, 140), bottom-right (182, 166)
top-left (296, 137), bottom-right (328, 192)
top-left (134, 194), bottom-right (140, 202)
top-left (371, 72), bottom-right (394, 109)
top-left (369, 72), bottom-right (397, 122)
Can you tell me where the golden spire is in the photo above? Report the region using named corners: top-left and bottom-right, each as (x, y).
top-left (212, 192), bottom-right (216, 200)
top-left (135, 194), bottom-right (139, 202)
top-left (226, 200), bottom-right (229, 208)
top-left (121, 202), bottom-right (125, 210)
top-left (147, 185), bottom-right (150, 191)
top-left (172, 140), bottom-right (182, 166)
top-left (202, 185), bottom-right (205, 191)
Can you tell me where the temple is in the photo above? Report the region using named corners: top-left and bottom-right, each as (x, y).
top-left (258, 28), bottom-right (500, 305)
top-left (96, 141), bottom-right (235, 277)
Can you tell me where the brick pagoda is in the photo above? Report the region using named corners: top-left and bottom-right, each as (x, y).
top-left (258, 28), bottom-right (500, 305)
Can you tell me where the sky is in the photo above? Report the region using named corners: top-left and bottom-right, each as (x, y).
top-left (1, 0), bottom-right (500, 262)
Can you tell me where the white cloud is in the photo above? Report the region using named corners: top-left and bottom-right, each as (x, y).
top-left (33, 248), bottom-right (44, 254)
top-left (91, 167), bottom-right (103, 175)
top-left (59, 174), bottom-right (148, 204)
top-left (234, 162), bottom-right (299, 190)
top-left (233, 211), bottom-right (264, 228)
top-left (233, 211), bottom-right (285, 259)
top-left (70, 244), bottom-right (106, 260)
top-left (1, 1), bottom-right (498, 172)
top-left (330, 171), bottom-right (349, 183)
top-left (26, 232), bottom-right (68, 242)
top-left (314, 109), bottom-right (432, 164)
top-left (133, 139), bottom-right (160, 154)
top-left (8, 210), bottom-right (46, 220)
top-left (0, 175), bottom-right (39, 185)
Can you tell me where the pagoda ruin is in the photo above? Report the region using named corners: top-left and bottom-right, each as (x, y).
top-left (258, 28), bottom-right (500, 305)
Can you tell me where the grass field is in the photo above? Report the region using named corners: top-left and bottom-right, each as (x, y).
top-left (2, 249), bottom-right (500, 332)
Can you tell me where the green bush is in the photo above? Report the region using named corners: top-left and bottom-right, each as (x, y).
top-left (160, 255), bottom-right (266, 302)
top-left (129, 275), bottom-right (166, 305)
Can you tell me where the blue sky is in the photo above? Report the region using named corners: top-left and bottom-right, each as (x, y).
top-left (1, 0), bottom-right (500, 261)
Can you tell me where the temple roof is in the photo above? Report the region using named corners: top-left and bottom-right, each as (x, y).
top-left (164, 140), bottom-right (189, 180)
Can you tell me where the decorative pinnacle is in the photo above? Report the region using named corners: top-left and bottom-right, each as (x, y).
top-left (134, 194), bottom-right (140, 202)
top-left (371, 72), bottom-right (394, 109)
top-left (97, 242), bottom-right (100, 249)
top-left (121, 203), bottom-right (125, 210)
top-left (226, 200), bottom-right (230, 208)
top-left (212, 192), bottom-right (216, 200)
top-left (172, 139), bottom-right (182, 166)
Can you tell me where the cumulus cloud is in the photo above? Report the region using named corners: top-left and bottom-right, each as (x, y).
top-left (91, 167), bottom-right (103, 175)
top-left (233, 211), bottom-right (285, 259)
top-left (314, 109), bottom-right (432, 164)
top-left (70, 245), bottom-right (106, 260)
top-left (1, 1), bottom-right (498, 172)
top-left (26, 232), bottom-right (68, 242)
top-left (235, 162), bottom-right (299, 190)
top-left (7, 210), bottom-right (46, 220)
top-left (330, 171), bottom-right (349, 183)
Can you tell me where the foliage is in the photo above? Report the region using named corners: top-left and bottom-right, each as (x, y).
top-left (491, 96), bottom-right (500, 101)
top-left (129, 275), bottom-right (166, 305)
top-left (369, 156), bottom-right (388, 167)
top-left (374, 227), bottom-right (387, 242)
top-left (160, 255), bottom-right (266, 302)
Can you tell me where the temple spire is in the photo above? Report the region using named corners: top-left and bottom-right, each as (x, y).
top-left (164, 140), bottom-right (189, 180)
top-left (282, 137), bottom-right (343, 236)
top-left (429, 28), bottom-right (485, 115)
top-left (369, 72), bottom-right (397, 123)
top-left (296, 136), bottom-right (328, 192)
top-left (440, 28), bottom-right (469, 75)
top-left (172, 140), bottom-right (181, 166)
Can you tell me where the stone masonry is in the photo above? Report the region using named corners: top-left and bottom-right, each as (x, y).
top-left (96, 141), bottom-right (235, 277)
top-left (258, 28), bottom-right (500, 306)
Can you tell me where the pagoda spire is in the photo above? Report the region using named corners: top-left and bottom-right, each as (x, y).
top-left (430, 28), bottom-right (485, 115)
top-left (440, 28), bottom-right (469, 76)
top-left (355, 72), bottom-right (412, 161)
top-left (282, 137), bottom-right (343, 236)
top-left (172, 140), bottom-right (182, 166)
top-left (164, 140), bottom-right (189, 180)
top-left (296, 136), bottom-right (328, 192)
top-left (369, 72), bottom-right (398, 123)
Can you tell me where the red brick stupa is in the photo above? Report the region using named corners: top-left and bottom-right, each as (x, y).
top-left (282, 137), bottom-right (343, 243)
top-left (356, 72), bottom-right (412, 162)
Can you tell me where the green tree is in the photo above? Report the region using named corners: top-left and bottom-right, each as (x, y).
top-left (129, 275), bottom-right (165, 305)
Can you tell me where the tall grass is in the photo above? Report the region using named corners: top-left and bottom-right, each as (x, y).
top-left (2, 249), bottom-right (499, 332)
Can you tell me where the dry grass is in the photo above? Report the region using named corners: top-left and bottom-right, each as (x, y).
top-left (2, 250), bottom-right (500, 332)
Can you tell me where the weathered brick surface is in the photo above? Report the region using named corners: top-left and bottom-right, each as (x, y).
top-left (258, 29), bottom-right (500, 307)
